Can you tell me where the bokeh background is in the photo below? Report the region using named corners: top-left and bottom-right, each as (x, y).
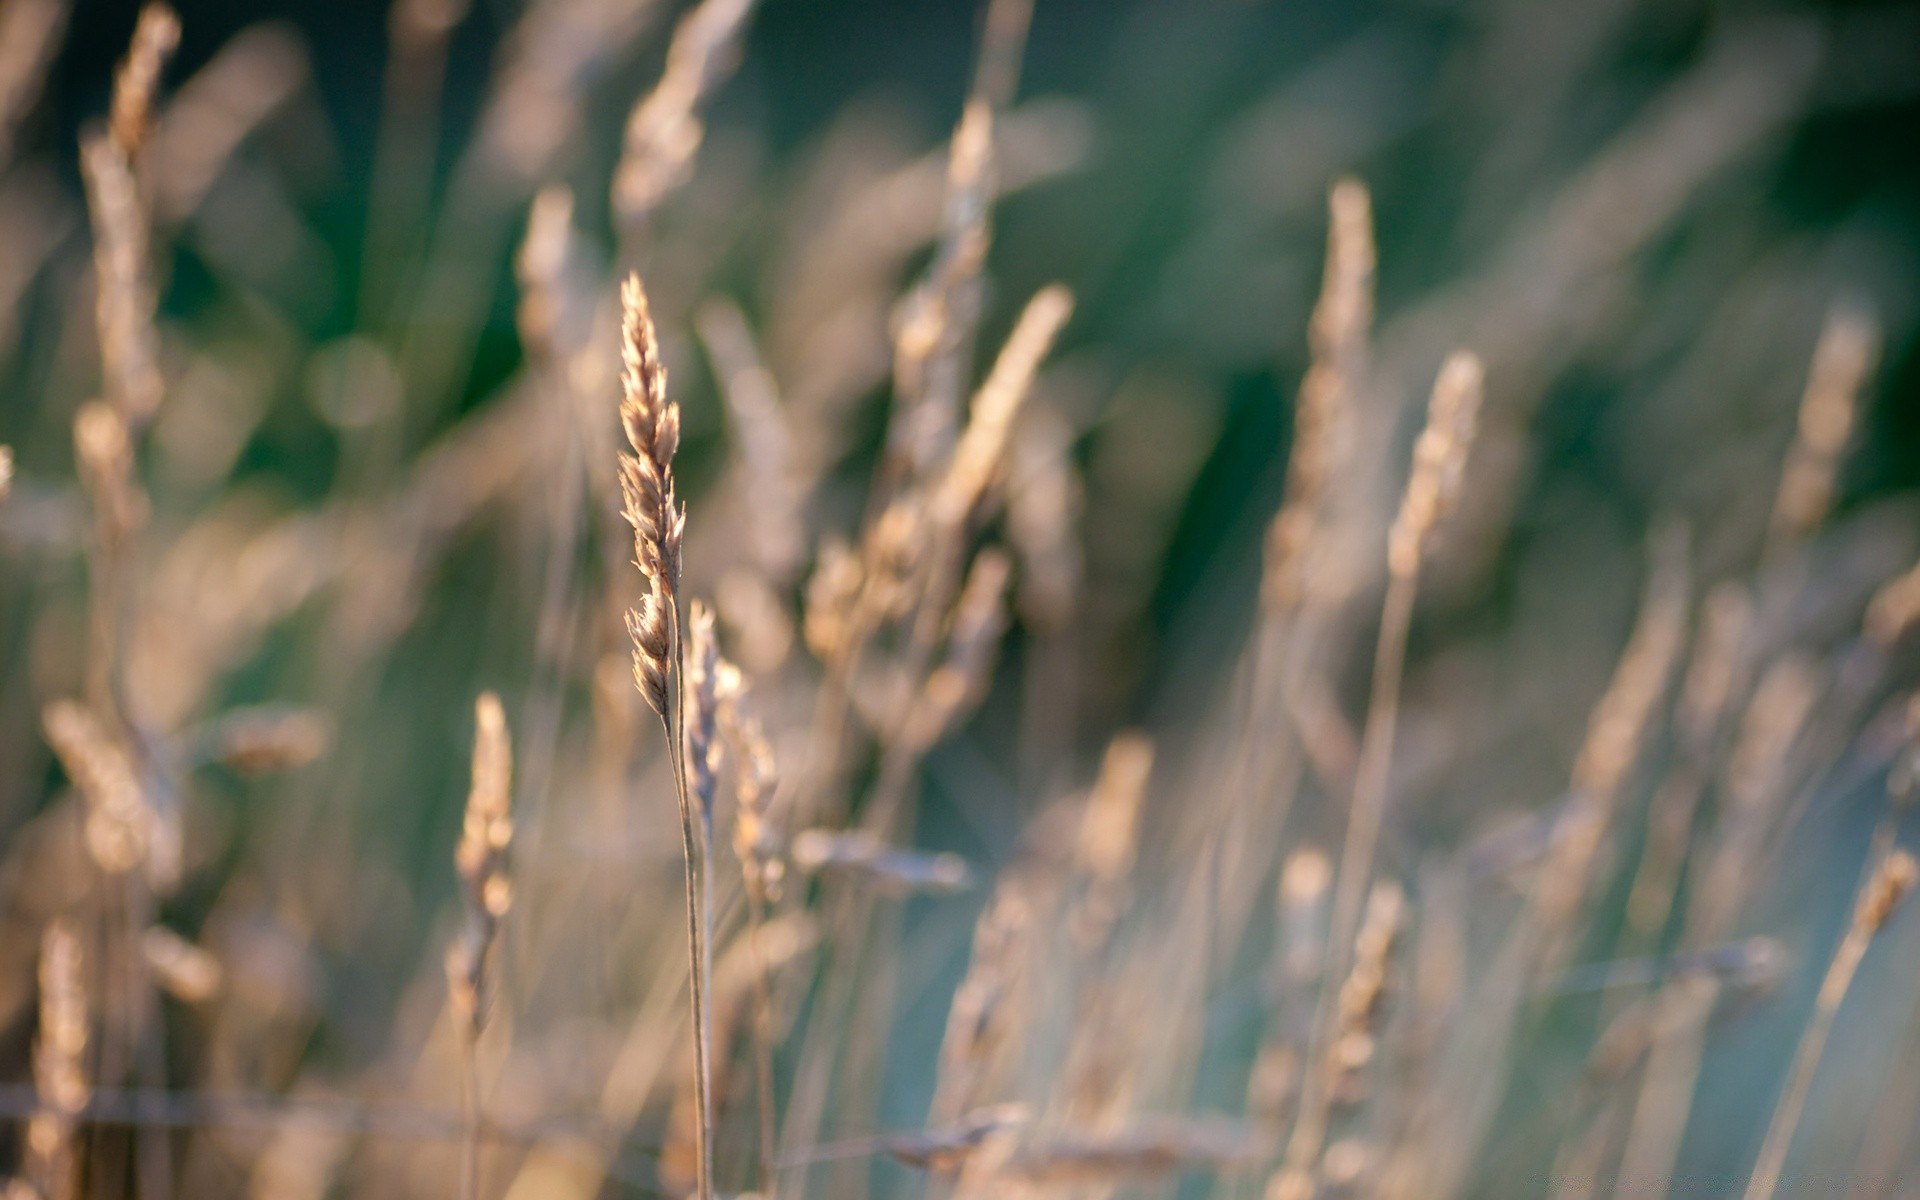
top-left (4, 0), bottom-right (1920, 1195)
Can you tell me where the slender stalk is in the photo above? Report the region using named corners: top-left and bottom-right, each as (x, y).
top-left (1743, 844), bottom-right (1915, 1200)
top-left (660, 602), bottom-right (715, 1200)
top-left (458, 1032), bottom-right (479, 1200)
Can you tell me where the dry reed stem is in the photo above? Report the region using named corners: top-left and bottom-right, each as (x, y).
top-left (27, 920), bottom-right (86, 1200)
top-left (1287, 351), bottom-right (1481, 1177)
top-left (0, 444), bottom-right (12, 499)
top-left (1742, 848), bottom-right (1917, 1200)
top-left (615, 270), bottom-right (714, 1200)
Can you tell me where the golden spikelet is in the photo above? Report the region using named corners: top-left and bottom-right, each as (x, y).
top-left (1766, 303), bottom-right (1880, 555)
top-left (1265, 177), bottom-right (1374, 611)
top-left (446, 691), bottom-right (513, 1036)
top-left (1387, 351), bottom-right (1484, 581)
top-left (83, 4), bottom-right (177, 429)
top-left (934, 285), bottom-right (1075, 527)
top-left (108, 3), bottom-right (178, 156)
top-left (618, 272), bottom-right (685, 719)
top-left (614, 267), bottom-right (715, 1200)
top-left (42, 698), bottom-right (159, 879)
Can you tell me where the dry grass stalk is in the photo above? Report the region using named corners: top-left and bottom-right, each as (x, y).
top-left (613, 0), bottom-right (756, 227)
top-left (615, 269), bottom-right (715, 1200)
top-left (716, 655), bottom-right (783, 1192)
top-left (514, 184), bottom-right (584, 363)
top-left (933, 286), bottom-right (1075, 528)
top-left (1263, 178), bottom-right (1373, 613)
top-left (903, 547), bottom-right (1014, 753)
top-left (0, 444), bottom-right (12, 499)
top-left (1288, 351), bottom-right (1482, 1178)
top-left (26, 920), bottom-right (87, 1200)
top-left (790, 829), bottom-right (972, 895)
top-left (885, 1102), bottom-right (1032, 1171)
top-left (1864, 557), bottom-right (1920, 650)
top-left (931, 856), bottom-right (1044, 1125)
top-left (109, 3), bottom-right (179, 156)
top-left (83, 4), bottom-right (177, 430)
top-left (139, 926), bottom-right (221, 1004)
top-left (1069, 731), bottom-right (1153, 953)
top-left (446, 691), bottom-right (513, 1200)
top-left (1742, 848), bottom-right (1918, 1200)
top-left (1533, 525), bottom-right (1691, 969)
top-left (997, 1117), bottom-right (1267, 1185)
top-left (42, 698), bottom-right (169, 884)
top-left (1006, 403), bottom-right (1082, 633)
top-left (1764, 302), bottom-right (1880, 560)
